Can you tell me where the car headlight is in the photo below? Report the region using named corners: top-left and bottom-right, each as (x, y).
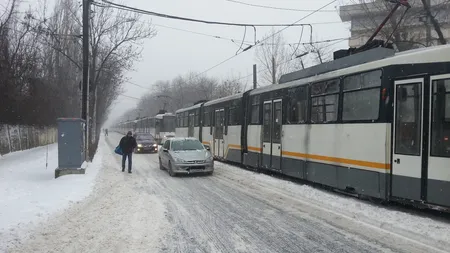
top-left (205, 156), bottom-right (213, 162)
top-left (153, 144), bottom-right (157, 147)
top-left (137, 144), bottom-right (143, 147)
top-left (173, 157), bottom-right (185, 163)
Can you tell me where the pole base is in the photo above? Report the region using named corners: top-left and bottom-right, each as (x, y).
top-left (55, 168), bottom-right (86, 178)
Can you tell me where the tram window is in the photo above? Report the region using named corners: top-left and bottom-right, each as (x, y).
top-left (342, 70), bottom-right (381, 121)
top-left (273, 102), bottom-right (282, 143)
top-left (203, 109), bottom-right (210, 126)
top-left (311, 79), bottom-right (339, 95)
top-left (343, 89), bottom-right (380, 121)
top-left (229, 107), bottom-right (236, 125)
top-left (431, 78), bottom-right (450, 157)
top-left (311, 94), bottom-right (338, 123)
top-left (184, 112), bottom-right (188, 127)
top-left (287, 87), bottom-right (308, 124)
top-left (263, 103), bottom-right (271, 142)
top-left (344, 70), bottom-right (381, 91)
top-left (395, 83), bottom-right (422, 156)
top-left (251, 95), bottom-right (260, 124)
top-left (176, 114), bottom-right (181, 127)
top-left (194, 109), bottom-right (199, 127)
top-left (189, 113), bottom-right (195, 128)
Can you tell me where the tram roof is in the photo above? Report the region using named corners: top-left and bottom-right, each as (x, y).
top-left (250, 44), bottom-right (450, 96)
top-left (203, 93), bottom-right (243, 106)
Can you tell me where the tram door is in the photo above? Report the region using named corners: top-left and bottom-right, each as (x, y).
top-left (188, 112), bottom-right (195, 137)
top-left (392, 78), bottom-right (424, 201)
top-left (262, 99), bottom-right (282, 170)
top-left (214, 109), bottom-right (225, 157)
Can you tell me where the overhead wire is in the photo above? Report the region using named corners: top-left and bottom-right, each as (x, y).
top-left (94, 0), bottom-right (338, 98)
top-left (94, 0), bottom-right (316, 28)
top-left (119, 94), bottom-right (141, 100)
top-left (236, 26), bottom-right (247, 55)
top-left (291, 26), bottom-right (305, 58)
top-left (192, 0), bottom-right (338, 78)
top-left (225, 0), bottom-right (338, 12)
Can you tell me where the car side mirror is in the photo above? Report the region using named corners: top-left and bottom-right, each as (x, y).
top-left (204, 145), bottom-right (210, 151)
top-left (163, 148), bottom-right (168, 152)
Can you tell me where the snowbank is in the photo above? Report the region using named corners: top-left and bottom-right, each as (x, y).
top-left (216, 162), bottom-right (450, 248)
top-left (0, 137), bottom-right (104, 251)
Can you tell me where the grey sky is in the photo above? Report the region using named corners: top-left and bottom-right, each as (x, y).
top-left (11, 0), bottom-right (352, 125)
top-left (106, 0), bottom-right (351, 125)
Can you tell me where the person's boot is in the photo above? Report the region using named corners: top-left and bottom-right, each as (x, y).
top-left (128, 170), bottom-right (132, 174)
top-left (122, 168), bottom-right (125, 172)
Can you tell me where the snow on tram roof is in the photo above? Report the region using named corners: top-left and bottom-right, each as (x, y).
top-left (250, 44), bottom-right (450, 96)
top-left (175, 103), bottom-right (202, 113)
top-left (203, 92), bottom-right (243, 106)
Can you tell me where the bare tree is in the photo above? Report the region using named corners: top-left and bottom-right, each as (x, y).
top-left (304, 42), bottom-right (334, 65)
top-left (117, 72), bottom-right (243, 123)
top-left (341, 0), bottom-right (449, 51)
top-left (255, 29), bottom-right (294, 85)
top-left (0, 0), bottom-right (157, 158)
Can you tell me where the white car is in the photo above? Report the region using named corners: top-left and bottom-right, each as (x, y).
top-left (158, 137), bottom-right (214, 177)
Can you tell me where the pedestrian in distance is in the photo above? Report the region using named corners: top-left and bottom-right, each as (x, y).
top-left (105, 128), bottom-right (108, 136)
top-left (119, 131), bottom-right (137, 173)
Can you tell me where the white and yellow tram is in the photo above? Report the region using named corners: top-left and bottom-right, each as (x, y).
top-left (175, 45), bottom-right (450, 208)
top-left (113, 113), bottom-right (176, 144)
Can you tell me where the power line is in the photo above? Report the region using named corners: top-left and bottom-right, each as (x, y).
top-left (225, 0), bottom-right (338, 12)
top-left (152, 21), bottom-right (343, 43)
top-left (193, 0), bottom-right (338, 77)
top-left (119, 94), bottom-right (141, 100)
top-left (230, 38), bottom-right (349, 85)
top-left (94, 0), bottom-right (317, 28)
top-left (98, 0), bottom-right (337, 100)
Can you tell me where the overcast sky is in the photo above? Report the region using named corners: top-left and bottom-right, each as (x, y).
top-left (15, 0), bottom-right (353, 125)
top-left (104, 0), bottom-right (352, 125)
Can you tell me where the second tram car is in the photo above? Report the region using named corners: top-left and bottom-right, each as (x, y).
top-left (113, 113), bottom-right (176, 144)
top-left (175, 45), bottom-right (450, 209)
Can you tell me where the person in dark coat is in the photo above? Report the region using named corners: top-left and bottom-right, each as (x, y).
top-left (119, 131), bottom-right (137, 173)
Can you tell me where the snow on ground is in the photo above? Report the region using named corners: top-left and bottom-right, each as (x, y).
top-left (0, 138), bottom-right (104, 252)
top-left (216, 162), bottom-right (450, 250)
top-left (7, 135), bottom-right (171, 253)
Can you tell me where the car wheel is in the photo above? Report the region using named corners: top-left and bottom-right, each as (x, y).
top-left (206, 171), bottom-right (213, 176)
top-left (168, 162), bottom-right (176, 177)
top-left (159, 158), bottom-right (165, 170)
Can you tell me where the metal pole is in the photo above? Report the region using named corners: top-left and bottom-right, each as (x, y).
top-left (253, 64), bottom-right (257, 89)
top-left (425, 0), bottom-right (431, 46)
top-left (365, 3), bottom-right (401, 46)
top-left (82, 0), bottom-right (90, 160)
top-left (272, 57), bottom-right (276, 85)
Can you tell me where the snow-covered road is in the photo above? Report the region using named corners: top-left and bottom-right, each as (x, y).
top-left (6, 133), bottom-right (450, 253)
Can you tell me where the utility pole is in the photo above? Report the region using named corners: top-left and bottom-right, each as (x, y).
top-left (272, 57), bottom-right (276, 85)
top-left (82, 0), bottom-right (90, 160)
top-left (425, 0), bottom-right (431, 46)
top-left (253, 64), bottom-right (257, 89)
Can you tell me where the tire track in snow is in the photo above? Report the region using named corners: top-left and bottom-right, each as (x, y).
top-left (132, 151), bottom-right (391, 253)
top-left (11, 133), bottom-right (446, 252)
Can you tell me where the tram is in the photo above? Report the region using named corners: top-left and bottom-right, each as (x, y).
top-left (176, 44), bottom-right (450, 208)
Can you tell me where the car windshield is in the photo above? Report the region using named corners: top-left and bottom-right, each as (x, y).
top-left (171, 139), bottom-right (204, 151)
top-left (136, 135), bottom-right (154, 141)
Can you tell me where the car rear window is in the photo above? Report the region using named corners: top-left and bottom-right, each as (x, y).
top-left (137, 135), bottom-right (154, 141)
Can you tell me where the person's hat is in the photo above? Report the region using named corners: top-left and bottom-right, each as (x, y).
top-left (127, 131), bottom-right (132, 135)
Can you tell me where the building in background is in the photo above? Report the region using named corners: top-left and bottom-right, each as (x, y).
top-left (339, 0), bottom-right (450, 51)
